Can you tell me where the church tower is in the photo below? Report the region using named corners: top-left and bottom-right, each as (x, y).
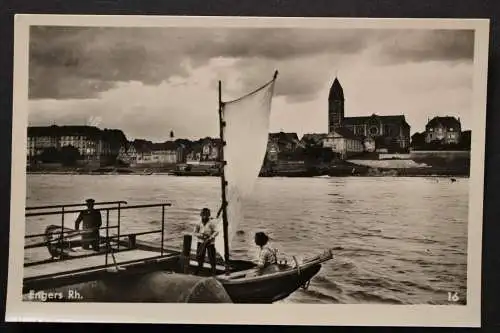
top-left (328, 77), bottom-right (345, 133)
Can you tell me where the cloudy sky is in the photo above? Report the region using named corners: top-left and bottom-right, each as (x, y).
top-left (28, 25), bottom-right (475, 142)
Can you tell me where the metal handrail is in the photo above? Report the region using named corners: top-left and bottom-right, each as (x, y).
top-left (26, 200), bottom-right (128, 211)
top-left (24, 202), bottom-right (172, 268)
top-left (25, 225), bottom-right (119, 239)
top-left (25, 203), bottom-right (171, 217)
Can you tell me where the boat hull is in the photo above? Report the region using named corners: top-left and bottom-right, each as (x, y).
top-left (220, 263), bottom-right (321, 303)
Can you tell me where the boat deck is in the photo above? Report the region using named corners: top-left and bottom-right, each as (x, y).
top-left (23, 248), bottom-right (161, 279)
top-left (24, 245), bottom-right (232, 281)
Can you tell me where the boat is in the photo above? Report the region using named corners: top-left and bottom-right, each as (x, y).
top-left (184, 70), bottom-right (333, 302)
top-left (23, 71), bottom-right (334, 303)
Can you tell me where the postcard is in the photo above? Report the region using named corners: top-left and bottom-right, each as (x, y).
top-left (6, 14), bottom-right (489, 326)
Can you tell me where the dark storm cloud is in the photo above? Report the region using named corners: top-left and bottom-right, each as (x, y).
top-left (375, 29), bottom-right (475, 64)
top-left (28, 26), bottom-right (475, 100)
top-left (28, 26), bottom-right (376, 100)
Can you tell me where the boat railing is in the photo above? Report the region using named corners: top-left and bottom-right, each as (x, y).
top-left (24, 201), bottom-right (172, 267)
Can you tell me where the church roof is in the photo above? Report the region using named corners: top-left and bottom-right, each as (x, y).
top-left (328, 77), bottom-right (344, 101)
top-left (331, 127), bottom-right (361, 140)
top-left (426, 116), bottom-right (461, 129)
top-left (344, 115), bottom-right (410, 127)
top-left (301, 133), bottom-right (328, 142)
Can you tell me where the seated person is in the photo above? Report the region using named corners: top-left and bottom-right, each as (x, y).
top-left (254, 231), bottom-right (280, 275)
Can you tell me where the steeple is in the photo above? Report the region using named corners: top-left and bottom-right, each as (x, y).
top-left (328, 76), bottom-right (345, 133)
top-left (329, 77), bottom-right (344, 101)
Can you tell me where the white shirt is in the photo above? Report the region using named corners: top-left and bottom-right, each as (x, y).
top-left (193, 218), bottom-right (219, 245)
top-left (257, 245), bottom-right (278, 268)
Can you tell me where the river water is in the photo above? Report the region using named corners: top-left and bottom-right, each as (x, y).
top-left (25, 174), bottom-right (469, 305)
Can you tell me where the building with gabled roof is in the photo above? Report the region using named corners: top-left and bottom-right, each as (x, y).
top-left (323, 127), bottom-right (364, 159)
top-left (425, 116), bottom-right (462, 144)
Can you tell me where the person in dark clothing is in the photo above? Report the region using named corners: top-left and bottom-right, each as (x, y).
top-left (193, 207), bottom-right (219, 275)
top-left (74, 198), bottom-right (102, 251)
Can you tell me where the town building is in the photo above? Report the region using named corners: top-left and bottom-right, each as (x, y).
top-left (117, 142), bottom-right (138, 165)
top-left (266, 141), bottom-right (279, 162)
top-left (269, 132), bottom-right (300, 151)
top-left (124, 140), bottom-right (185, 166)
top-left (265, 132), bottom-right (300, 162)
top-left (327, 77), bottom-right (411, 153)
top-left (27, 125), bottom-right (126, 164)
top-left (323, 127), bottom-right (364, 159)
top-left (425, 116), bottom-right (462, 144)
top-left (185, 137), bottom-right (221, 163)
top-left (298, 133), bottom-right (328, 148)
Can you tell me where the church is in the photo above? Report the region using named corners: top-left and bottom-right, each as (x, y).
top-left (328, 77), bottom-right (411, 153)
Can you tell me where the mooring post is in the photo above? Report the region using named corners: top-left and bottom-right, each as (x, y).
top-left (181, 234), bottom-right (192, 273)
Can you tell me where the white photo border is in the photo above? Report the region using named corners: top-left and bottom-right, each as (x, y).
top-left (6, 14), bottom-right (490, 327)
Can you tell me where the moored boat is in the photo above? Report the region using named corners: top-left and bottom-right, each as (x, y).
top-left (24, 219), bottom-right (332, 303)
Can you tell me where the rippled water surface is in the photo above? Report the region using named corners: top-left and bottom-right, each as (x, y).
top-left (25, 174), bottom-right (469, 304)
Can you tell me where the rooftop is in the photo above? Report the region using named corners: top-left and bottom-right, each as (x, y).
top-left (426, 116), bottom-right (461, 129)
top-left (344, 114), bottom-right (410, 127)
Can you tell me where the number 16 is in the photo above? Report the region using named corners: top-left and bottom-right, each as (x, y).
top-left (448, 292), bottom-right (459, 302)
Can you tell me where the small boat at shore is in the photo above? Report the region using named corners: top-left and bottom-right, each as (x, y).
top-left (24, 221), bottom-right (331, 303)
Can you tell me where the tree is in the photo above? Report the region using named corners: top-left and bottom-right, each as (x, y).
top-left (302, 146), bottom-right (335, 165)
top-left (411, 132), bottom-right (426, 148)
top-left (38, 147), bottom-right (60, 163)
top-left (60, 145), bottom-right (82, 166)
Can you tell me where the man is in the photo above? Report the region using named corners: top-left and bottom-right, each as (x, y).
top-left (193, 207), bottom-right (220, 275)
top-left (74, 198), bottom-right (102, 251)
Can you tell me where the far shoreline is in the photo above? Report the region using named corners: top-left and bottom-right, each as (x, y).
top-left (26, 170), bottom-right (470, 178)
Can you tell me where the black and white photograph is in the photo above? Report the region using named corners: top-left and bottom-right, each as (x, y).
top-left (6, 15), bottom-right (489, 326)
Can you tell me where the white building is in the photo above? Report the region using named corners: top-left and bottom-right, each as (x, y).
top-left (323, 127), bottom-right (364, 159)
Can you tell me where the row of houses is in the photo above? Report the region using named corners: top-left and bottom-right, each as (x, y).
top-left (117, 138), bottom-right (221, 167)
top-left (27, 115), bottom-right (469, 168)
top-left (265, 116), bottom-right (469, 160)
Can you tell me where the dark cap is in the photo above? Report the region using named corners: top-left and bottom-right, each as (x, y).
top-left (86, 198), bottom-right (95, 204)
top-left (200, 207), bottom-right (211, 215)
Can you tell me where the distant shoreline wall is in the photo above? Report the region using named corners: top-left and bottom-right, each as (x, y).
top-left (409, 150), bottom-right (470, 171)
top-left (409, 150), bottom-right (470, 159)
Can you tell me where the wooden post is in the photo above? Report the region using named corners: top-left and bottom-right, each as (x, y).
top-left (128, 234), bottom-right (136, 248)
top-left (181, 234), bottom-right (192, 274)
top-left (161, 205), bottom-right (165, 256)
top-left (117, 202), bottom-right (121, 251)
top-left (218, 80), bottom-right (230, 274)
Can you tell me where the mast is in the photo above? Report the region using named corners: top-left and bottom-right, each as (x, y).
top-left (216, 71), bottom-right (277, 274)
top-left (218, 80), bottom-right (230, 273)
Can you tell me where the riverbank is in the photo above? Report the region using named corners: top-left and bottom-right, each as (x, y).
top-left (26, 155), bottom-right (470, 178)
top-left (26, 165), bottom-right (469, 177)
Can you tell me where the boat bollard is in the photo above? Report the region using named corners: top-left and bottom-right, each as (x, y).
top-left (181, 234), bottom-right (192, 273)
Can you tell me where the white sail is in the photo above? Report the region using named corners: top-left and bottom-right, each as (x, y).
top-left (214, 73), bottom-right (278, 259)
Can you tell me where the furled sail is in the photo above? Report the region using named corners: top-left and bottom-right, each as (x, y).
top-left (214, 72), bottom-right (278, 259)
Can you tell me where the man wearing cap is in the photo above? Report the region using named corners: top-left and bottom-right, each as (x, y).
top-left (193, 207), bottom-right (220, 275)
top-left (74, 198), bottom-right (102, 251)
